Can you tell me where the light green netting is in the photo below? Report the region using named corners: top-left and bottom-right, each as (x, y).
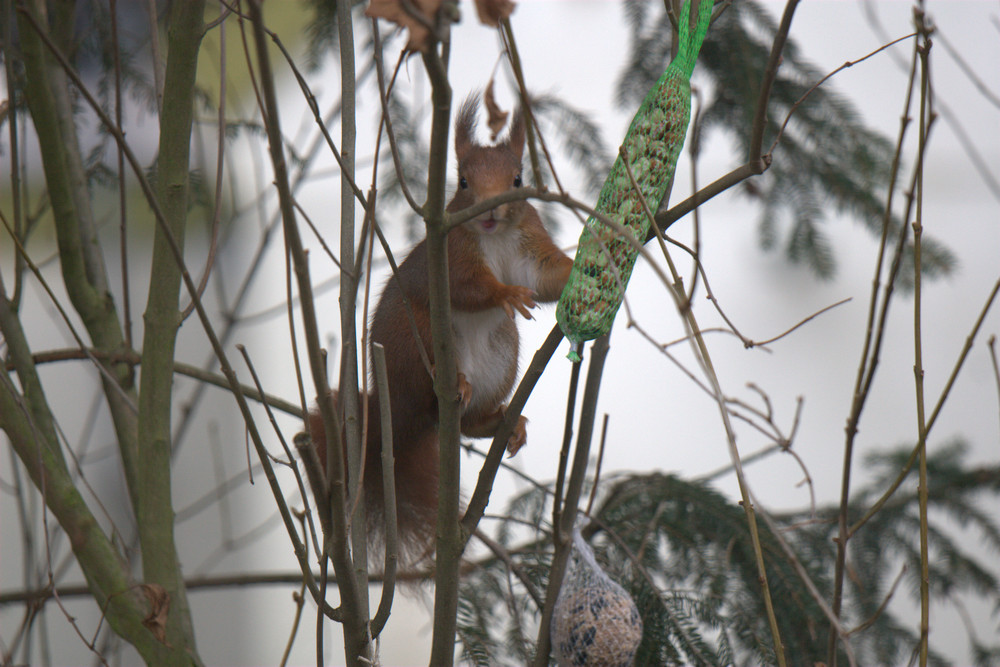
top-left (556, 0), bottom-right (714, 361)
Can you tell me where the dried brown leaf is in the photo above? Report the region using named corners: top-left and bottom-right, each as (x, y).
top-left (366, 0), bottom-right (442, 52)
top-left (140, 583), bottom-right (171, 645)
top-left (474, 0), bottom-right (515, 27)
top-left (484, 79), bottom-right (509, 141)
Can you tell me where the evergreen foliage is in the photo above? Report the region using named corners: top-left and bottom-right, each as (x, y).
top-left (528, 93), bottom-right (614, 197)
top-left (301, 0), bottom-right (365, 70)
top-left (618, 0), bottom-right (955, 283)
top-left (456, 443), bottom-right (1000, 665)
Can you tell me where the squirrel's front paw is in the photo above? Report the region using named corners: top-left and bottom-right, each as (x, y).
top-left (501, 285), bottom-right (537, 320)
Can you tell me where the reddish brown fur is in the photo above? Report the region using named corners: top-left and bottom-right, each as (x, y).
top-left (309, 93), bottom-right (572, 560)
top-left (308, 393), bottom-right (439, 556)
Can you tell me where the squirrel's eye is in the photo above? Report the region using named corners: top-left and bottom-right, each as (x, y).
top-left (513, 174), bottom-right (523, 188)
top-left (459, 176), bottom-right (468, 189)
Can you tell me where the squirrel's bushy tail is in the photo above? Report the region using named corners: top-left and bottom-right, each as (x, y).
top-left (308, 391), bottom-right (438, 565)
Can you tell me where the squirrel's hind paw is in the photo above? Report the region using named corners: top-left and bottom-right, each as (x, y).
top-left (506, 416), bottom-right (528, 457)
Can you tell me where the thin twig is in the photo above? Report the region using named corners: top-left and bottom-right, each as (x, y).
top-left (862, 2), bottom-right (1000, 201)
top-left (935, 29), bottom-right (1000, 109)
top-left (913, 16), bottom-right (933, 663)
top-left (0, 212), bottom-right (139, 414)
top-left (220, 0), bottom-right (372, 212)
top-left (181, 4), bottom-right (228, 322)
top-left (767, 32), bottom-right (917, 157)
top-left (848, 276), bottom-right (1000, 538)
top-left (372, 22), bottom-right (424, 215)
top-left (749, 0), bottom-right (801, 161)
top-left (828, 30), bottom-right (922, 663)
top-left (5, 346), bottom-right (303, 418)
top-left (461, 325), bottom-right (565, 545)
top-left (584, 414), bottom-right (610, 517)
top-left (685, 86), bottom-right (703, 307)
top-left (620, 136), bottom-right (787, 666)
top-left (989, 336), bottom-right (1000, 446)
top-left (846, 565), bottom-right (907, 638)
top-left (500, 18), bottom-right (558, 193)
top-left (755, 507), bottom-right (858, 667)
top-left (109, 0), bottom-right (132, 349)
top-left (532, 334), bottom-right (611, 667)
top-left (754, 298), bottom-right (853, 348)
top-left (553, 345), bottom-right (583, 537)
top-left (237, 344), bottom-right (321, 557)
top-left (280, 514), bottom-right (310, 667)
top-left (473, 529), bottom-right (543, 608)
top-left (370, 344), bottom-right (398, 638)
top-left (143, 0), bottom-right (165, 115)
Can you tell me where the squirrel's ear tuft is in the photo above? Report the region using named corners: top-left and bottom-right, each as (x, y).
top-left (455, 93), bottom-right (480, 162)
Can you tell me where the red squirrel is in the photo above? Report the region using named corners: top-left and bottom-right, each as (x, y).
top-left (308, 93), bottom-right (573, 558)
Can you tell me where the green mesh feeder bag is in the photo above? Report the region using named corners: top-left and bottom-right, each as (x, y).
top-left (551, 527), bottom-right (643, 667)
top-left (556, 0), bottom-right (714, 361)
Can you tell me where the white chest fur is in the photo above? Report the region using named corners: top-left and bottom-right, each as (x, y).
top-left (476, 228), bottom-right (540, 290)
top-left (450, 228), bottom-right (534, 411)
top-left (452, 309), bottom-right (515, 412)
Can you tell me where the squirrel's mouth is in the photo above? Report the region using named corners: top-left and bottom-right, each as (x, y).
top-left (479, 217), bottom-right (499, 233)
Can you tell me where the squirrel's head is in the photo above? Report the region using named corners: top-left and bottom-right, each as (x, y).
top-left (452, 92), bottom-right (527, 235)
